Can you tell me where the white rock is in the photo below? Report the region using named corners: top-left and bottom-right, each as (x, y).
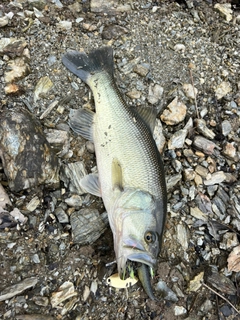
top-left (153, 119), bottom-right (166, 154)
top-left (215, 81), bottom-right (232, 100)
top-left (168, 129), bottom-right (187, 150)
top-left (182, 83), bottom-right (198, 100)
top-left (174, 44), bottom-right (186, 53)
top-left (214, 3), bottom-right (233, 22)
top-left (160, 97), bottom-right (187, 125)
top-left (174, 306), bottom-right (187, 316)
top-left (176, 224), bottom-right (189, 250)
top-left (204, 171), bottom-right (227, 186)
top-left (148, 84), bottom-right (164, 104)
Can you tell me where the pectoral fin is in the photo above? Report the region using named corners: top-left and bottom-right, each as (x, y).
top-left (69, 108), bottom-right (95, 142)
top-left (80, 174), bottom-right (101, 197)
top-left (111, 158), bottom-right (123, 191)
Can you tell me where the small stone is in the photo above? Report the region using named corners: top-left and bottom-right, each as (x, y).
top-left (83, 285), bottom-right (90, 302)
top-left (31, 253), bottom-right (40, 264)
top-left (193, 136), bottom-right (217, 155)
top-left (204, 171), bottom-right (227, 186)
top-left (0, 16), bottom-right (9, 27)
top-left (34, 76), bottom-right (53, 102)
top-left (214, 81), bottom-right (232, 100)
top-left (90, 0), bottom-right (131, 13)
top-left (153, 119), bottom-right (166, 154)
top-left (195, 119), bottom-right (215, 139)
top-left (183, 168), bottom-right (196, 181)
top-left (174, 44), bottom-right (186, 53)
top-left (222, 142), bottom-right (237, 160)
top-left (189, 272), bottom-right (204, 292)
top-left (195, 165), bottom-right (208, 178)
top-left (194, 174), bottom-right (203, 186)
top-left (26, 196), bottom-right (40, 212)
top-left (148, 84), bottom-right (164, 104)
top-left (51, 281), bottom-right (77, 308)
top-left (90, 280), bottom-right (98, 296)
top-left (221, 120), bottom-right (232, 136)
top-left (174, 306), bottom-right (187, 316)
top-left (156, 280), bottom-right (178, 302)
top-left (56, 20), bottom-right (72, 31)
top-left (214, 3), bottom-right (233, 22)
top-left (82, 23), bottom-right (97, 32)
top-left (176, 224), bottom-right (189, 250)
top-left (182, 83), bottom-right (198, 100)
top-left (133, 63), bottom-right (150, 77)
top-left (55, 207), bottom-right (69, 223)
top-left (190, 207), bottom-right (207, 221)
top-left (4, 58), bottom-right (30, 83)
top-left (160, 97), bottom-right (187, 125)
top-left (65, 195), bottom-right (82, 207)
top-left (126, 90), bottom-right (141, 99)
top-left (166, 174), bottom-right (182, 190)
top-left (228, 245), bottom-right (240, 272)
top-left (168, 129), bottom-right (187, 150)
top-left (4, 83), bottom-right (22, 95)
top-left (0, 184), bottom-right (11, 209)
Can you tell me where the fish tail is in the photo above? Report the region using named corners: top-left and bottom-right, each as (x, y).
top-left (62, 47), bottom-right (114, 84)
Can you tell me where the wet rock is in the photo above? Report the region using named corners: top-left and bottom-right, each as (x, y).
top-left (71, 209), bottom-right (108, 244)
top-left (4, 57), bottom-right (30, 83)
top-left (54, 207), bottom-right (69, 224)
top-left (214, 3), bottom-right (233, 22)
top-left (34, 76), bottom-right (53, 102)
top-left (182, 83), bottom-right (198, 100)
top-left (214, 81), bottom-right (232, 100)
top-left (160, 97), bottom-right (187, 125)
top-left (51, 281), bottom-right (77, 308)
top-left (0, 277), bottom-right (38, 302)
top-left (148, 84), bottom-right (164, 105)
top-left (0, 108), bottom-right (59, 192)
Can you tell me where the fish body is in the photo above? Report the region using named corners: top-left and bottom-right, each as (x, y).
top-left (62, 47), bottom-right (167, 299)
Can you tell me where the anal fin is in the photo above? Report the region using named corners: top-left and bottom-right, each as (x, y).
top-left (69, 108), bottom-right (94, 142)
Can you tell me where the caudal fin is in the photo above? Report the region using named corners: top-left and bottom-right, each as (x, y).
top-left (62, 47), bottom-right (114, 84)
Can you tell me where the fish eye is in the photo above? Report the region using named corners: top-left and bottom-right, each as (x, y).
top-left (144, 231), bottom-right (156, 244)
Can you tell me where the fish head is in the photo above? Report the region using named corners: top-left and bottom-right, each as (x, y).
top-left (111, 188), bottom-right (162, 279)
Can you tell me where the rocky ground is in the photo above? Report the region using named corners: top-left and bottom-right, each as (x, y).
top-left (0, 0), bottom-right (240, 319)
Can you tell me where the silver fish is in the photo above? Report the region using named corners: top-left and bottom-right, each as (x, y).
top-left (62, 47), bottom-right (167, 299)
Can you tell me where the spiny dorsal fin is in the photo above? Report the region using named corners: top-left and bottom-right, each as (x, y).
top-left (136, 106), bottom-right (157, 134)
top-left (112, 158), bottom-right (123, 191)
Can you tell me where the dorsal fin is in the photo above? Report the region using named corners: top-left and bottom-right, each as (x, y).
top-left (136, 106), bottom-right (157, 134)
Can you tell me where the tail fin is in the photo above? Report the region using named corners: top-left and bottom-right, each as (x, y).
top-left (62, 47), bottom-right (114, 84)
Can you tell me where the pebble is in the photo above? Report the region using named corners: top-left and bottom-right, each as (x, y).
top-left (195, 165), bottom-right (208, 178)
top-left (56, 20), bottom-right (72, 31)
top-left (0, 183), bottom-right (11, 209)
top-left (174, 44), bottom-right (186, 53)
top-left (148, 84), bottom-right (164, 104)
top-left (0, 16), bottom-right (9, 27)
top-left (222, 142), bottom-right (237, 160)
top-left (153, 119), bottom-right (166, 154)
top-left (166, 174), bottom-right (182, 190)
top-left (156, 280), bottom-right (178, 302)
top-left (190, 207), bottom-right (208, 221)
top-left (193, 136), bottom-right (217, 155)
top-left (51, 281), bottom-right (77, 308)
top-left (204, 171), bottom-right (227, 186)
top-left (221, 120), bottom-right (232, 136)
top-left (34, 76), bottom-right (53, 102)
top-left (214, 81), bottom-right (232, 100)
top-left (65, 195), bottom-right (82, 207)
top-left (182, 83), bottom-right (198, 100)
top-left (195, 119), bottom-right (215, 139)
top-left (4, 57), bottom-right (30, 83)
top-left (133, 63), bottom-right (150, 77)
top-left (26, 196), bottom-right (40, 212)
top-left (126, 90), bottom-right (141, 99)
top-left (176, 224), bottom-right (189, 250)
top-left (168, 129), bottom-right (187, 150)
top-left (214, 3), bottom-right (233, 22)
top-left (174, 306), bottom-right (187, 316)
top-left (183, 168), bottom-right (196, 181)
top-left (60, 162), bottom-right (88, 195)
top-left (90, 0), bottom-right (131, 13)
top-left (160, 97), bottom-right (187, 125)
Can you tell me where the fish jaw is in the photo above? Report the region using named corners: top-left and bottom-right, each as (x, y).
top-left (110, 188), bottom-right (161, 279)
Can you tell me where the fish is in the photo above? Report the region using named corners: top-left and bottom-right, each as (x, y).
top-left (62, 47), bottom-right (167, 299)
